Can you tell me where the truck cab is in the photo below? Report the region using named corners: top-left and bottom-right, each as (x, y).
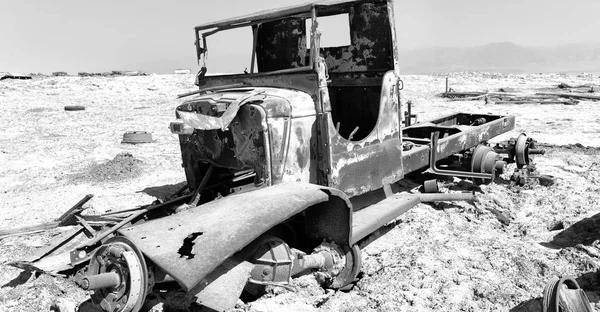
top-left (171, 0), bottom-right (405, 199)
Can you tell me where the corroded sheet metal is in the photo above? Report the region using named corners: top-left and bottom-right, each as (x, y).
top-left (322, 1), bottom-right (392, 72)
top-left (178, 87), bottom-right (316, 185)
top-left (178, 101), bottom-right (241, 131)
top-left (118, 182), bottom-right (347, 291)
top-left (256, 18), bottom-right (308, 72)
top-left (179, 104), bottom-right (268, 173)
top-left (269, 116), bottom-right (318, 185)
top-left (326, 71), bottom-right (403, 196)
top-left (199, 73), bottom-right (320, 113)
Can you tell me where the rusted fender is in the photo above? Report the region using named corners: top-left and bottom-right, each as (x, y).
top-left (118, 182), bottom-right (350, 291)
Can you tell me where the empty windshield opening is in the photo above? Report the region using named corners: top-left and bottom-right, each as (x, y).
top-left (205, 27), bottom-right (253, 75)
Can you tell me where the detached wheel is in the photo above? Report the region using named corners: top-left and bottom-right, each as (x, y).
top-left (86, 236), bottom-right (149, 312)
top-left (542, 276), bottom-right (593, 312)
top-left (122, 131), bottom-right (153, 144)
top-left (64, 105), bottom-right (85, 111)
top-left (331, 244), bottom-right (362, 290)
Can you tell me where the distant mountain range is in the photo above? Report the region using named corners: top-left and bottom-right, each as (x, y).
top-left (398, 42), bottom-right (600, 74)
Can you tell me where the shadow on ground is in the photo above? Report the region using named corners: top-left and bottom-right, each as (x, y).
top-left (1, 271), bottom-right (36, 288)
top-left (510, 297), bottom-right (542, 312)
top-left (543, 212), bottom-right (600, 248)
top-left (139, 181), bottom-right (187, 199)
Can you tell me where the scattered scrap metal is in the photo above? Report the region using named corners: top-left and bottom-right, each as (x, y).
top-left (121, 131), bottom-right (153, 144)
top-left (78, 70), bottom-right (147, 77)
top-left (0, 195), bottom-right (94, 240)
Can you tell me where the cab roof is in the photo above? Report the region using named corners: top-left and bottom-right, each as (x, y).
top-left (194, 0), bottom-right (386, 32)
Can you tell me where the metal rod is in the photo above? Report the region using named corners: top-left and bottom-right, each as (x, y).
top-left (99, 193), bottom-right (194, 216)
top-left (445, 77), bottom-right (448, 94)
top-left (428, 132), bottom-right (494, 179)
top-left (250, 26), bottom-right (258, 74)
top-left (189, 164), bottom-right (215, 206)
top-left (348, 126), bottom-right (360, 141)
top-left (79, 208), bottom-right (149, 249)
top-left (291, 251), bottom-right (333, 276)
top-left (419, 192), bottom-right (476, 202)
top-left (177, 83), bottom-right (247, 98)
top-left (407, 100), bottom-right (412, 126)
top-left (82, 272), bottom-right (121, 290)
top-left (529, 148), bottom-right (545, 155)
top-left (57, 194), bottom-right (93, 221)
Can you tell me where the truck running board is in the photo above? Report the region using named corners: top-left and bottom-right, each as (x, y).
top-left (350, 191), bottom-right (477, 246)
top-left (351, 194), bottom-right (420, 245)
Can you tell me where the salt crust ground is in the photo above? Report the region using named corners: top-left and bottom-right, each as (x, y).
top-left (0, 72), bottom-right (599, 311)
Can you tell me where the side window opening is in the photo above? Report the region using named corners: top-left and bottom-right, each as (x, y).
top-left (305, 14), bottom-right (351, 48)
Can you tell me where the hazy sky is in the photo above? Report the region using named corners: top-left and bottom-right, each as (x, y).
top-left (1, 0), bottom-right (598, 74)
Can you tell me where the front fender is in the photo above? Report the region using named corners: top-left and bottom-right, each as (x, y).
top-left (118, 182), bottom-right (350, 291)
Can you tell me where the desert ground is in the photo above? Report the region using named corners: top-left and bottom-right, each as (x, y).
top-left (1, 72), bottom-right (600, 312)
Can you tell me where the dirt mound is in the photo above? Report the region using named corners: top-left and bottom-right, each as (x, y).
top-left (68, 152), bottom-right (143, 184)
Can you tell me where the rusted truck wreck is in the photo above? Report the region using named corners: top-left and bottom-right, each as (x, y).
top-left (10, 0), bottom-right (543, 311)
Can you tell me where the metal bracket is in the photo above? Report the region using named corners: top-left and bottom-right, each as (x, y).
top-left (428, 132), bottom-right (493, 180)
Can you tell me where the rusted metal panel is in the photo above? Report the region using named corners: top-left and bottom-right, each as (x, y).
top-left (256, 18), bottom-right (308, 72)
top-left (177, 92), bottom-right (252, 130)
top-left (192, 258), bottom-right (255, 311)
top-left (322, 1), bottom-right (393, 72)
top-left (118, 182), bottom-right (348, 291)
top-left (179, 104), bottom-right (268, 173)
top-left (325, 71), bottom-right (403, 197)
top-left (257, 87), bottom-right (316, 118)
top-left (199, 72), bottom-right (319, 101)
top-left (178, 88), bottom-right (317, 187)
top-left (386, 0), bottom-right (400, 74)
top-left (269, 116), bottom-right (319, 185)
top-left (267, 117), bottom-right (290, 184)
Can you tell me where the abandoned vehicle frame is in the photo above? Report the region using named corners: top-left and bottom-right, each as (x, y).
top-left (9, 0), bottom-right (543, 311)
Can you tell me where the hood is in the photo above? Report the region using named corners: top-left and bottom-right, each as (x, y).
top-left (176, 87), bottom-right (315, 130)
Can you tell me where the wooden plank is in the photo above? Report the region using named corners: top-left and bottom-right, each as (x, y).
top-left (494, 100), bottom-right (578, 105)
top-left (0, 221), bottom-right (60, 239)
top-left (535, 92), bottom-right (600, 101)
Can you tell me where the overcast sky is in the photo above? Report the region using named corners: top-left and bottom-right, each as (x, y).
top-left (1, 0), bottom-right (598, 74)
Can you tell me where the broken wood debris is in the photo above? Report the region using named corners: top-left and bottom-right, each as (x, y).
top-left (440, 80), bottom-right (600, 104)
top-left (0, 194), bottom-right (94, 240)
top-left (441, 91), bottom-right (487, 98)
top-left (556, 82), bottom-right (596, 93)
top-left (442, 92), bottom-right (581, 105)
top-left (535, 92), bottom-right (600, 101)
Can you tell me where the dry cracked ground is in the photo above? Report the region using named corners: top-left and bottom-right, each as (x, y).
top-left (1, 72), bottom-right (600, 311)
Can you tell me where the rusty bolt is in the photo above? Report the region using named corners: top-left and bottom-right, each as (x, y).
top-left (262, 268), bottom-right (271, 277)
